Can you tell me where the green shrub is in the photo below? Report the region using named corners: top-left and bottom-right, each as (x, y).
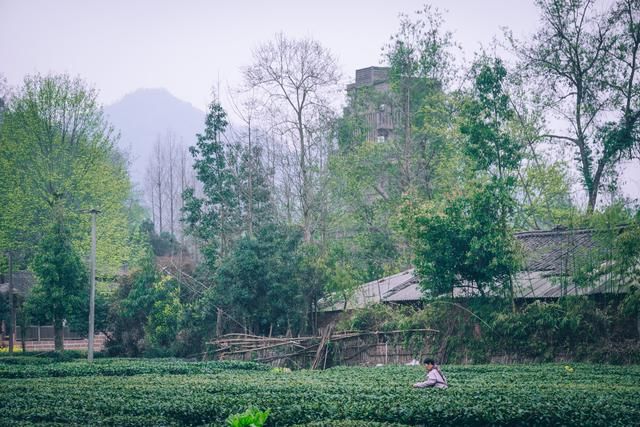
top-left (334, 296), bottom-right (638, 364)
top-left (226, 407), bottom-right (270, 427)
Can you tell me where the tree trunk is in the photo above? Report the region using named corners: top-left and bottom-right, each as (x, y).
top-left (586, 159), bottom-right (606, 215)
top-left (216, 308), bottom-right (224, 337)
top-left (298, 113), bottom-right (312, 243)
top-left (150, 186), bottom-right (156, 226)
top-left (168, 136), bottom-right (175, 238)
top-left (402, 83), bottom-right (412, 190)
top-left (157, 177), bottom-right (163, 233)
top-left (53, 318), bottom-right (64, 353)
top-left (247, 121), bottom-right (254, 237)
top-left (20, 321), bottom-right (26, 353)
top-left (587, 190), bottom-right (597, 215)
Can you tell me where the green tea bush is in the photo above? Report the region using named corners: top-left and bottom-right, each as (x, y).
top-left (0, 360), bottom-right (638, 426)
top-left (0, 358), bottom-right (269, 379)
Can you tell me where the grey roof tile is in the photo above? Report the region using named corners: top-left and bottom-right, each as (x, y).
top-left (321, 227), bottom-right (635, 311)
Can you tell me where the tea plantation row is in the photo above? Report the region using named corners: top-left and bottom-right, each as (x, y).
top-left (0, 357), bottom-right (638, 426)
top-left (0, 357), bottom-right (268, 378)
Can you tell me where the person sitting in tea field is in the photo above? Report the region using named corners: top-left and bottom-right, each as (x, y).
top-left (413, 358), bottom-right (448, 389)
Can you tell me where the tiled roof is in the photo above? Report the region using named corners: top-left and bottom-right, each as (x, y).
top-left (515, 228), bottom-right (602, 273)
top-left (322, 269), bottom-right (416, 311)
top-left (320, 227), bottom-right (634, 311)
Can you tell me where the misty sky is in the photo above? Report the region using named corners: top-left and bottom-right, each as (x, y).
top-left (1, 0), bottom-right (541, 109)
top-left (1, 0), bottom-right (637, 201)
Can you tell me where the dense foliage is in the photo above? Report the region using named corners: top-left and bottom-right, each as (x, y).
top-left (0, 73), bottom-right (138, 273)
top-left (105, 244), bottom-right (186, 357)
top-left (0, 74), bottom-right (143, 353)
top-left (206, 224), bottom-right (306, 336)
top-left (401, 183), bottom-right (521, 298)
top-left (337, 295), bottom-right (640, 365)
top-left (26, 218), bottom-right (88, 352)
top-left (0, 358), bottom-right (638, 426)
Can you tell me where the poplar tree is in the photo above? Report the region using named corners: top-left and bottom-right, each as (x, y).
top-left (244, 34), bottom-right (340, 242)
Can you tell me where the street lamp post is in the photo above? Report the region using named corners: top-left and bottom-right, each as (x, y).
top-left (7, 251), bottom-right (14, 354)
top-left (85, 208), bottom-right (100, 362)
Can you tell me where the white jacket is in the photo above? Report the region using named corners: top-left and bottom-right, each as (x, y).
top-left (413, 365), bottom-right (448, 389)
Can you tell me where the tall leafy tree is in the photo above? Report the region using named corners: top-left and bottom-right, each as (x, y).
top-left (327, 7), bottom-right (461, 283)
top-left (405, 56), bottom-right (523, 300)
top-left (0, 74), bottom-right (138, 354)
top-left (513, 0), bottom-right (640, 212)
top-left (183, 100), bottom-right (239, 265)
top-left (383, 4), bottom-right (457, 194)
top-left (460, 56), bottom-right (523, 183)
top-left (459, 56), bottom-right (524, 305)
top-left (0, 74), bottom-right (135, 276)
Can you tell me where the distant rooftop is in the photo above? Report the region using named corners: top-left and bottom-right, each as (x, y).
top-left (321, 227), bottom-right (635, 311)
top-left (347, 66), bottom-right (390, 91)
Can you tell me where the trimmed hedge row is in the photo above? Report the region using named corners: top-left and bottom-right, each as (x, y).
top-left (0, 359), bottom-right (639, 426)
top-left (0, 357), bottom-right (268, 378)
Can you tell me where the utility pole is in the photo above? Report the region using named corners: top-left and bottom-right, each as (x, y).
top-left (87, 209), bottom-right (100, 362)
top-left (7, 251), bottom-right (14, 354)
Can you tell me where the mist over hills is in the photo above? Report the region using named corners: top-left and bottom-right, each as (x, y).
top-left (104, 88), bottom-right (205, 188)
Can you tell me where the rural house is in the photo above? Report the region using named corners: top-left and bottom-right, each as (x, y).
top-left (321, 227), bottom-right (636, 316)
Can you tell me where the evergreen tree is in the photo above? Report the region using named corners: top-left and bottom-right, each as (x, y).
top-left (182, 100), bottom-right (239, 265)
top-left (207, 224), bottom-right (304, 336)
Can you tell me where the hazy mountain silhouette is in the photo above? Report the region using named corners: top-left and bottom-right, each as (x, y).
top-left (104, 88), bottom-right (205, 188)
